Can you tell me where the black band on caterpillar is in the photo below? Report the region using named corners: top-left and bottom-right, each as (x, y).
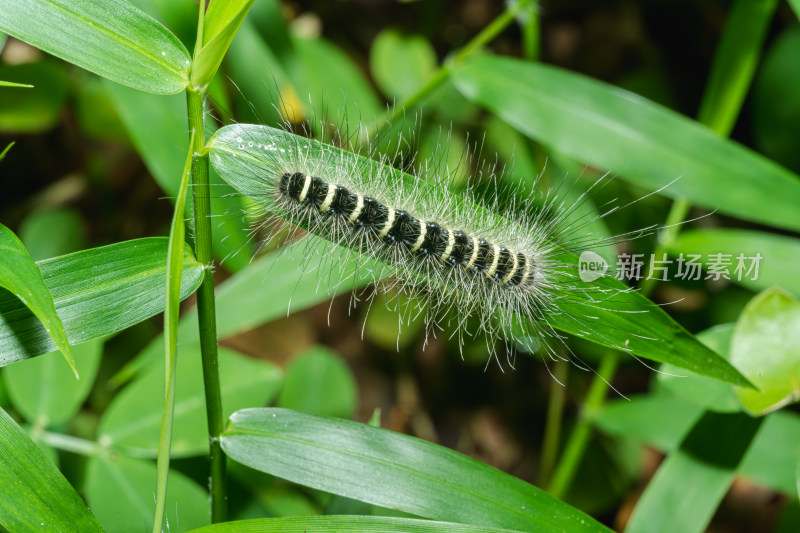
top-left (280, 172), bottom-right (537, 288)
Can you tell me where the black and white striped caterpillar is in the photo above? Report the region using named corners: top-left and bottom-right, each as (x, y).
top-left (207, 121), bottom-right (649, 367)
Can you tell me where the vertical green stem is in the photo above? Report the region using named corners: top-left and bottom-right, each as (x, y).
top-left (186, 87), bottom-right (227, 523)
top-left (539, 358), bottom-right (568, 486)
top-left (547, 353), bottom-right (618, 499)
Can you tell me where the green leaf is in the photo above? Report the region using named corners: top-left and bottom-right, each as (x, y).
top-left (186, 516), bottom-right (530, 533)
top-left (0, 61), bottom-right (68, 133)
top-left (222, 408), bottom-right (610, 532)
top-left (0, 407), bottom-right (103, 532)
top-left (670, 229), bottom-right (800, 298)
top-left (0, 142), bottom-right (13, 161)
top-left (655, 324), bottom-right (740, 413)
top-left (4, 338), bottom-right (102, 426)
top-left (0, 237), bottom-right (203, 366)
top-left (85, 453), bottom-right (209, 532)
top-left (0, 80), bottom-right (33, 87)
top-left (625, 411), bottom-right (763, 533)
top-left (451, 54), bottom-right (800, 233)
top-left (596, 394), bottom-right (800, 495)
top-left (731, 287), bottom-right (800, 415)
top-left (0, 0), bottom-right (190, 94)
top-left (370, 29), bottom-right (437, 101)
top-left (278, 346), bottom-right (358, 419)
top-left (152, 126), bottom-right (194, 533)
top-left (207, 123), bottom-right (752, 388)
top-left (99, 348), bottom-right (282, 457)
top-left (595, 394), bottom-right (704, 452)
top-left (0, 223), bottom-right (76, 375)
top-left (191, 0), bottom-right (255, 89)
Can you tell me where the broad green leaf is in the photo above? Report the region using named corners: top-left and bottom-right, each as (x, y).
top-left (0, 407), bottom-right (103, 532)
top-left (655, 324), bottom-right (740, 413)
top-left (187, 516), bottom-right (529, 533)
top-left (85, 453), bottom-right (209, 532)
top-left (0, 223), bottom-right (75, 375)
top-left (278, 346), bottom-right (358, 419)
top-left (594, 394), bottom-right (704, 452)
top-left (731, 287), bottom-right (800, 415)
top-left (451, 54), bottom-right (800, 233)
top-left (222, 408), bottom-right (610, 532)
top-left (208, 123), bottom-right (752, 388)
top-left (105, 81), bottom-right (252, 270)
top-left (99, 348), bottom-right (282, 457)
top-left (0, 61), bottom-right (68, 132)
top-left (0, 0), bottom-right (190, 94)
top-left (596, 394), bottom-right (800, 494)
top-left (152, 126), bottom-right (194, 533)
top-left (4, 338), bottom-right (102, 426)
top-left (0, 237), bottom-right (203, 366)
top-left (670, 229), bottom-right (800, 298)
top-left (192, 0), bottom-right (255, 89)
top-left (626, 412), bottom-right (763, 533)
top-left (370, 29), bottom-right (436, 101)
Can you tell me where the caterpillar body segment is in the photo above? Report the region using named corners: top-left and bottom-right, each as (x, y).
top-left (279, 171), bottom-right (539, 291)
top-left (209, 123), bottom-right (645, 367)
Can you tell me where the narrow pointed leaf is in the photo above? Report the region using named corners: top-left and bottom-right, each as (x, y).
top-left (153, 128), bottom-right (194, 533)
top-left (0, 237), bottom-right (203, 366)
top-left (0, 223), bottom-right (76, 375)
top-left (451, 54), bottom-right (800, 232)
top-left (191, 0), bottom-right (255, 89)
top-left (187, 516), bottom-right (529, 533)
top-left (0, 0), bottom-right (190, 94)
top-left (222, 408), bottom-right (610, 532)
top-left (0, 407), bottom-right (104, 532)
top-left (207, 123), bottom-right (752, 388)
top-left (0, 80), bottom-right (33, 88)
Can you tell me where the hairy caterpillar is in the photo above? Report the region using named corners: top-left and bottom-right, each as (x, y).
top-left (205, 118), bottom-right (665, 372)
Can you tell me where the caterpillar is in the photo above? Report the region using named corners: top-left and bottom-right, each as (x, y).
top-left (207, 120), bottom-right (656, 369)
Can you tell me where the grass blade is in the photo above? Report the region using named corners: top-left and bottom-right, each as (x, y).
top-left (0, 223), bottom-right (76, 375)
top-left (0, 0), bottom-right (190, 94)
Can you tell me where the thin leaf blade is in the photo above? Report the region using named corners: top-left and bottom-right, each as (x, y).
top-left (0, 237), bottom-right (204, 366)
top-left (0, 223), bottom-right (76, 375)
top-left (0, 0), bottom-right (190, 94)
top-left (221, 408), bottom-right (610, 532)
top-left (451, 54), bottom-right (800, 232)
top-left (0, 407), bottom-right (104, 532)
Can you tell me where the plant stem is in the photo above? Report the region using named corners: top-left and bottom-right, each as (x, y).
top-left (539, 358), bottom-right (568, 486)
top-left (370, 0), bottom-right (532, 136)
top-left (547, 353), bottom-right (618, 499)
top-left (186, 86), bottom-right (227, 523)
